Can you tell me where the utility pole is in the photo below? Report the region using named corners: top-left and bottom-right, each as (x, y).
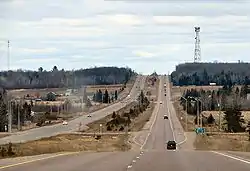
top-left (17, 102), bottom-right (21, 131)
top-left (7, 40), bottom-right (10, 71)
top-left (185, 100), bottom-right (188, 131)
top-left (199, 100), bottom-right (203, 128)
top-left (7, 40), bottom-right (12, 133)
top-left (197, 100), bottom-right (200, 127)
top-left (8, 101), bottom-right (12, 133)
top-left (218, 98), bottom-right (222, 132)
top-left (182, 97), bottom-right (188, 131)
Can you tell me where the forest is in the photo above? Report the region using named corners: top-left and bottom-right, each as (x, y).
top-left (171, 62), bottom-right (250, 86)
top-left (0, 66), bottom-right (136, 89)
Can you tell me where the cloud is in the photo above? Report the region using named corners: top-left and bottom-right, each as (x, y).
top-left (19, 18), bottom-right (93, 27)
top-left (16, 47), bottom-right (58, 54)
top-left (1, 0), bottom-right (250, 74)
top-left (17, 58), bottom-right (59, 64)
top-left (132, 50), bottom-right (156, 58)
top-left (97, 14), bottom-right (144, 26)
top-left (153, 16), bottom-right (197, 25)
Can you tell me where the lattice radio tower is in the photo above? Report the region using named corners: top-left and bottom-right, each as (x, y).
top-left (194, 27), bottom-right (201, 63)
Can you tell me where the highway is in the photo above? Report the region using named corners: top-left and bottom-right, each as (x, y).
top-left (0, 75), bottom-right (146, 145)
top-left (1, 75), bottom-right (250, 170)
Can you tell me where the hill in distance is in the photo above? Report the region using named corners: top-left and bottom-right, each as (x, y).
top-left (0, 66), bottom-right (136, 89)
top-left (171, 62), bottom-right (250, 86)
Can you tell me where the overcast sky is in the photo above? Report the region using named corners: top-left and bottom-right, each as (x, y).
top-left (0, 0), bottom-right (250, 74)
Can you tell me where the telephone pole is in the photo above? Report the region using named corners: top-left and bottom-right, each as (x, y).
top-left (7, 40), bottom-right (10, 71)
top-left (7, 40), bottom-right (12, 133)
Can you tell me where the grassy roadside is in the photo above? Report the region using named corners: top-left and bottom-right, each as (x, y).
top-left (85, 102), bottom-right (137, 133)
top-left (171, 86), bottom-right (196, 132)
top-left (0, 133), bottom-right (130, 159)
top-left (85, 76), bottom-right (159, 133)
top-left (195, 134), bottom-right (250, 152)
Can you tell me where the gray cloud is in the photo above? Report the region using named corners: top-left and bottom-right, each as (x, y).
top-left (0, 0), bottom-right (250, 73)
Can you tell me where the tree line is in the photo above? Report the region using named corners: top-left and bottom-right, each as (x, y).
top-left (171, 62), bottom-right (250, 86)
top-left (106, 90), bottom-right (150, 131)
top-left (180, 84), bottom-right (250, 133)
top-left (92, 89), bottom-right (119, 103)
top-left (0, 89), bottom-right (33, 132)
top-left (0, 66), bottom-right (135, 89)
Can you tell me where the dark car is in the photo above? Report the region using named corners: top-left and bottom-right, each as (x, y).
top-left (167, 140), bottom-right (176, 150)
top-left (164, 94), bottom-right (166, 96)
top-left (164, 115), bottom-right (168, 119)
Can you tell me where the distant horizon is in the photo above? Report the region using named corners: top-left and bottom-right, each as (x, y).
top-left (1, 1), bottom-right (250, 74)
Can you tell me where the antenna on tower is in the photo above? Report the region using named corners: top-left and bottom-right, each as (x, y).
top-left (7, 40), bottom-right (10, 71)
top-left (194, 27), bottom-right (201, 63)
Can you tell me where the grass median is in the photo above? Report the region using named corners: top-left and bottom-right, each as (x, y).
top-left (0, 133), bottom-right (131, 159)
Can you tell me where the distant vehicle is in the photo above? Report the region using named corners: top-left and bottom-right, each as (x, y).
top-left (164, 94), bottom-right (166, 96)
top-left (128, 95), bottom-right (130, 97)
top-left (167, 140), bottom-right (176, 150)
top-left (87, 114), bottom-right (92, 117)
top-left (164, 115), bottom-right (168, 119)
top-left (62, 121), bottom-right (68, 125)
top-left (160, 101), bottom-right (163, 104)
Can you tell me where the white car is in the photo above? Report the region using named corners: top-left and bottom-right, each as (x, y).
top-left (62, 121), bottom-right (68, 125)
top-left (160, 101), bottom-right (163, 104)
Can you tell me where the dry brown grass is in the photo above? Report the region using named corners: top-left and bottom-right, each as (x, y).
top-left (202, 111), bottom-right (250, 123)
top-left (130, 103), bottom-right (156, 132)
top-left (128, 77), bottom-right (159, 132)
top-left (194, 134), bottom-right (250, 152)
top-left (171, 85), bottom-right (196, 132)
top-left (172, 85), bottom-right (222, 94)
top-left (8, 88), bottom-right (67, 98)
top-left (0, 133), bottom-right (130, 159)
top-left (173, 101), bottom-right (196, 132)
top-left (85, 76), bottom-right (158, 133)
top-left (86, 84), bottom-right (123, 92)
top-left (0, 133), bottom-right (10, 138)
top-left (85, 102), bottom-right (137, 133)
top-left (171, 85), bottom-right (250, 132)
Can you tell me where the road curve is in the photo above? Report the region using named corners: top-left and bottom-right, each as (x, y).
top-left (0, 75), bottom-right (146, 145)
top-left (1, 75), bottom-right (250, 171)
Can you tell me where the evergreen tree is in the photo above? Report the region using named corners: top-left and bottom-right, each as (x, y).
top-left (223, 107), bottom-right (245, 132)
top-left (0, 90), bottom-right (7, 132)
top-left (103, 89), bottom-right (109, 103)
top-left (115, 90), bottom-right (118, 100)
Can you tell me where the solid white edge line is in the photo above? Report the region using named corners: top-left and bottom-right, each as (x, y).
top-left (166, 79), bottom-right (177, 148)
top-left (177, 132), bottom-right (187, 145)
top-left (140, 95), bottom-right (160, 150)
top-left (212, 151), bottom-right (250, 164)
top-left (166, 76), bottom-right (187, 147)
top-left (140, 76), bottom-right (162, 150)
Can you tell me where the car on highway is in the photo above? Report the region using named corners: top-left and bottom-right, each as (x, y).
top-left (167, 140), bottom-right (176, 150)
top-left (164, 115), bottom-right (168, 119)
top-left (87, 114), bottom-right (92, 117)
top-left (164, 94), bottom-right (166, 96)
top-left (160, 101), bottom-right (163, 104)
top-left (62, 121), bottom-right (68, 125)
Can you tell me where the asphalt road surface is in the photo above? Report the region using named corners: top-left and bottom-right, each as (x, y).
top-left (0, 75), bottom-right (146, 145)
top-left (1, 75), bottom-right (250, 171)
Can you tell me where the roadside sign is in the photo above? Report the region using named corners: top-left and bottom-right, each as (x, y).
top-left (195, 127), bottom-right (205, 134)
